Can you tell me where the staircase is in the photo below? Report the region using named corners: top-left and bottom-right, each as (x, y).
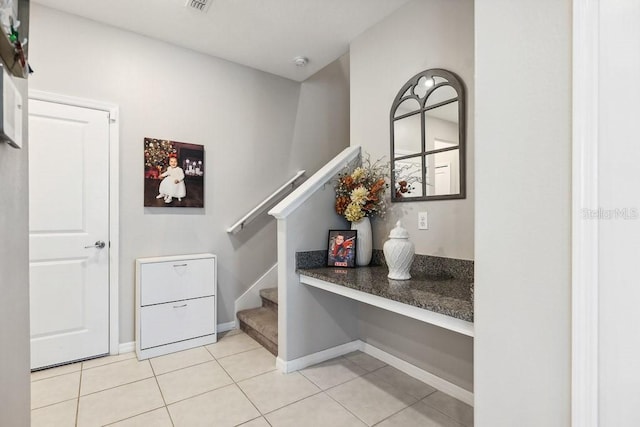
top-left (237, 288), bottom-right (278, 356)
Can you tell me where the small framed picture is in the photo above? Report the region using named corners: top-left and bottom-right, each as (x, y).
top-left (327, 230), bottom-right (357, 268)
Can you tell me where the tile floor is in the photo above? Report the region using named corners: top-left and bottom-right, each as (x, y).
top-left (31, 330), bottom-right (473, 427)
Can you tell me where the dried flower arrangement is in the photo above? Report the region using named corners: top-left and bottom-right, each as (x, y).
top-left (334, 155), bottom-right (388, 222)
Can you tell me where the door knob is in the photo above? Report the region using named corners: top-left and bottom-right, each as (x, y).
top-left (85, 241), bottom-right (106, 249)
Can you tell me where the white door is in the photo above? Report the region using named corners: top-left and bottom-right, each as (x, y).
top-left (29, 99), bottom-right (110, 369)
top-left (435, 163), bottom-right (451, 195)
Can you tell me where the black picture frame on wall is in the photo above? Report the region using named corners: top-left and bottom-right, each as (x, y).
top-left (327, 230), bottom-right (357, 268)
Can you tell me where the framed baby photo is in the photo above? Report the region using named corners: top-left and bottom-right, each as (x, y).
top-left (327, 230), bottom-right (357, 268)
top-left (143, 138), bottom-right (205, 207)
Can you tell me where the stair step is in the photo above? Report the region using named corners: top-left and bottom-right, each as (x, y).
top-left (260, 287), bottom-right (278, 310)
top-left (237, 307), bottom-right (278, 356)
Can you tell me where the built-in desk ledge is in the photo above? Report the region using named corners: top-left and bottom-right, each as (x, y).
top-left (297, 250), bottom-right (474, 337)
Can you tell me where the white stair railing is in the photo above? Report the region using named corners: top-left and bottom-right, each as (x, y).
top-left (226, 170), bottom-right (306, 234)
top-left (269, 146), bottom-right (360, 219)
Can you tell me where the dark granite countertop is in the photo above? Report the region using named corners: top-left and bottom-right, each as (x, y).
top-left (298, 266), bottom-right (474, 322)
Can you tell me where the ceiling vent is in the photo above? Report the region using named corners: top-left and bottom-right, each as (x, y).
top-left (185, 0), bottom-right (212, 13)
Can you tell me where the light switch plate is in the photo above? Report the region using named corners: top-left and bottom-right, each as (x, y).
top-left (418, 212), bottom-right (428, 230)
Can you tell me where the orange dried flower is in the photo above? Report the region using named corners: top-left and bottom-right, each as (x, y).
top-left (335, 196), bottom-right (350, 215)
top-left (343, 176), bottom-right (354, 188)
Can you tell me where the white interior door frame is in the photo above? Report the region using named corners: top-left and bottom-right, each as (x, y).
top-left (572, 0), bottom-right (599, 425)
top-left (29, 90), bottom-right (120, 356)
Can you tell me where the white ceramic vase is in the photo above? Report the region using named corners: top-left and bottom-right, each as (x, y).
top-left (383, 221), bottom-right (415, 280)
top-left (351, 216), bottom-right (373, 266)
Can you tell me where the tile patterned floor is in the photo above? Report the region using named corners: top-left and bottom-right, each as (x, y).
top-left (31, 330), bottom-right (473, 426)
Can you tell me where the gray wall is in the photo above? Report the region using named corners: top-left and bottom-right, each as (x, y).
top-left (474, 0), bottom-right (572, 425)
top-left (350, 0), bottom-right (474, 392)
top-left (350, 0), bottom-right (474, 260)
top-left (599, 2), bottom-right (640, 425)
top-left (0, 76), bottom-right (30, 425)
top-left (279, 184), bottom-right (359, 360)
top-left (289, 54), bottom-right (350, 174)
top-left (29, 4), bottom-right (349, 344)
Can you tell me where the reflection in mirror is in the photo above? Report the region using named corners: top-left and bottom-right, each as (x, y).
top-left (414, 76), bottom-right (430, 98)
top-left (393, 153), bottom-right (422, 198)
top-left (394, 98), bottom-right (421, 118)
top-left (425, 85), bottom-right (458, 108)
top-left (390, 68), bottom-right (466, 202)
top-left (424, 148), bottom-right (460, 196)
top-left (425, 101), bottom-right (459, 150)
top-left (393, 113), bottom-right (421, 155)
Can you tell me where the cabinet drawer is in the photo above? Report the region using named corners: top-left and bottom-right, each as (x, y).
top-left (140, 258), bottom-right (214, 305)
top-left (140, 296), bottom-right (215, 349)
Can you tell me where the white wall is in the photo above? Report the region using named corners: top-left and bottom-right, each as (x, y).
top-left (29, 4), bottom-right (349, 344)
top-left (350, 0), bottom-right (474, 260)
top-left (598, 1), bottom-right (640, 425)
top-left (350, 0), bottom-right (474, 393)
top-left (0, 75), bottom-right (30, 427)
top-left (475, 0), bottom-right (571, 425)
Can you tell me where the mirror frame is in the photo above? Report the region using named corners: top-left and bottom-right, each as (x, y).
top-left (390, 68), bottom-right (466, 202)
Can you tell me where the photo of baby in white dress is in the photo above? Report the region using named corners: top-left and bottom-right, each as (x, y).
top-left (144, 138), bottom-right (205, 208)
top-left (156, 155), bottom-right (186, 203)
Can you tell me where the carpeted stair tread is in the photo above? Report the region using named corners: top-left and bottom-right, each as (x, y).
top-left (260, 287), bottom-right (278, 306)
top-left (237, 306), bottom-right (278, 356)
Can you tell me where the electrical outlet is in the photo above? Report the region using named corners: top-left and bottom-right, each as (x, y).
top-left (418, 212), bottom-right (428, 230)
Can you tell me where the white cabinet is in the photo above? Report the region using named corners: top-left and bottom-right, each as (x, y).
top-left (136, 254), bottom-right (217, 359)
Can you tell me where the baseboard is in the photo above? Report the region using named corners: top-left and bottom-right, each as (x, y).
top-left (217, 321), bottom-right (237, 333)
top-left (235, 264), bottom-right (278, 314)
top-left (276, 340), bottom-right (362, 373)
top-left (119, 341), bottom-right (135, 354)
top-left (276, 339), bottom-right (474, 406)
top-left (360, 342), bottom-right (474, 406)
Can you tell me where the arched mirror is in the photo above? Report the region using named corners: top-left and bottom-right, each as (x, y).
top-left (390, 69), bottom-right (466, 202)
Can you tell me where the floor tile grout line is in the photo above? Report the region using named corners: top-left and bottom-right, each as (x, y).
top-left (233, 377), bottom-right (266, 419)
top-left (149, 361), bottom-right (169, 406)
top-left (149, 360), bottom-right (177, 426)
top-left (152, 356), bottom-right (217, 377)
top-left (416, 397), bottom-right (470, 427)
top-left (298, 367), bottom-right (367, 392)
top-left (76, 375), bottom-right (156, 399)
top-left (75, 367), bottom-right (83, 426)
top-left (211, 344), bottom-right (265, 361)
top-left (369, 399), bottom-right (434, 427)
top-left (226, 365), bottom-right (278, 384)
top-left (323, 389), bottom-right (371, 426)
top-left (29, 396), bottom-right (78, 412)
top-left (30, 366), bottom-right (83, 383)
top-left (357, 370), bottom-right (427, 401)
top-left (155, 377), bottom-right (236, 407)
top-left (359, 363), bottom-right (444, 401)
top-left (318, 367), bottom-right (429, 426)
top-left (101, 406), bottom-right (171, 427)
top-left (420, 393), bottom-right (472, 427)
top-left (235, 415), bottom-right (268, 427)
top-left (81, 354), bottom-right (137, 372)
top-left (258, 389), bottom-right (325, 417)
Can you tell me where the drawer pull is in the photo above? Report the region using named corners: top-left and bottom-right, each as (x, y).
top-left (173, 303), bottom-right (188, 308)
top-left (173, 263), bottom-right (188, 267)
